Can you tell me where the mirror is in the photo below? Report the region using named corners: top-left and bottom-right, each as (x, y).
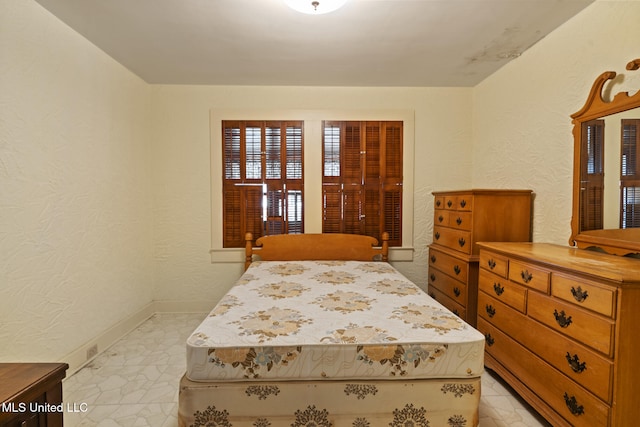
top-left (570, 58), bottom-right (640, 256)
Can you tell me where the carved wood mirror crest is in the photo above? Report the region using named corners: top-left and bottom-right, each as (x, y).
top-left (570, 58), bottom-right (640, 256)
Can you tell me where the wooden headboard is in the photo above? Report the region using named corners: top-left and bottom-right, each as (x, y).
top-left (245, 232), bottom-right (389, 270)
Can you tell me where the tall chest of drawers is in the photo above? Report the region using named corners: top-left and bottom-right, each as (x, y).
top-left (428, 190), bottom-right (532, 326)
top-left (477, 242), bottom-right (640, 427)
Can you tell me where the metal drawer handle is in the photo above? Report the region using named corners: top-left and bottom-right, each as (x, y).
top-left (554, 310), bottom-right (573, 328)
top-left (458, 237), bottom-right (466, 247)
top-left (453, 265), bottom-right (461, 275)
top-left (452, 309), bottom-right (459, 316)
top-left (487, 259), bottom-right (497, 270)
top-left (438, 215), bottom-right (444, 223)
top-left (521, 269), bottom-right (533, 283)
top-left (447, 200), bottom-right (453, 207)
top-left (454, 287), bottom-right (461, 297)
top-left (436, 200), bottom-right (441, 207)
top-left (566, 352), bottom-right (587, 373)
top-left (430, 273), bottom-right (436, 282)
top-left (430, 255), bottom-right (436, 263)
top-left (435, 232), bottom-right (440, 240)
top-left (563, 393), bottom-right (585, 416)
top-left (456, 217), bottom-right (462, 225)
top-left (493, 283), bottom-right (505, 296)
top-left (459, 199), bottom-right (467, 208)
top-left (571, 286), bottom-right (589, 303)
top-left (485, 333), bottom-right (495, 346)
top-left (429, 292), bottom-right (436, 299)
top-left (485, 304), bottom-right (496, 318)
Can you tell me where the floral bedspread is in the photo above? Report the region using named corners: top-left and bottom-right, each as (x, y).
top-left (186, 261), bottom-right (484, 382)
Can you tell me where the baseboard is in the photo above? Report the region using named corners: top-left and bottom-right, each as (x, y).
top-left (61, 300), bottom-right (213, 377)
top-left (153, 299), bottom-right (216, 313)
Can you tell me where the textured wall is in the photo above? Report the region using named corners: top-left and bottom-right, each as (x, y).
top-left (0, 0), bottom-right (153, 361)
top-left (472, 0), bottom-right (640, 244)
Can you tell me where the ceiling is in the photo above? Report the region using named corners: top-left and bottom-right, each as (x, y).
top-left (34, 0), bottom-right (594, 87)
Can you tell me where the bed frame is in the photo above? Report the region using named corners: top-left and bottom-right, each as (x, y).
top-left (245, 232), bottom-right (389, 269)
top-left (180, 232), bottom-right (481, 427)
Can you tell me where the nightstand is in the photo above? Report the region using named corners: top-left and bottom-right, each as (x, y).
top-left (0, 363), bottom-right (68, 427)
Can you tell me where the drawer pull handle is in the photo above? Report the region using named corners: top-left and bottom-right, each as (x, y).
top-left (430, 273), bottom-right (436, 282)
top-left (452, 309), bottom-right (459, 316)
top-left (485, 333), bottom-right (495, 346)
top-left (571, 286), bottom-right (589, 303)
top-left (429, 292), bottom-right (436, 299)
top-left (554, 310), bottom-right (573, 328)
top-left (458, 237), bottom-right (466, 247)
top-left (563, 393), bottom-right (585, 416)
top-left (487, 259), bottom-right (497, 270)
top-left (459, 199), bottom-right (467, 208)
top-left (453, 265), bottom-right (461, 275)
top-left (485, 304), bottom-right (496, 318)
top-left (436, 200), bottom-right (441, 207)
top-left (430, 255), bottom-right (436, 263)
top-left (454, 287), bottom-right (461, 297)
top-left (447, 200), bottom-right (453, 207)
top-left (435, 232), bottom-right (440, 240)
top-left (566, 352), bottom-right (587, 373)
top-left (493, 283), bottom-right (505, 296)
top-left (456, 217), bottom-right (462, 225)
top-left (521, 269), bottom-right (533, 283)
top-left (438, 215), bottom-right (444, 223)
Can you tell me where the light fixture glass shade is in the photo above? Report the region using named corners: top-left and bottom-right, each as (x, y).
top-left (285, 0), bottom-right (347, 14)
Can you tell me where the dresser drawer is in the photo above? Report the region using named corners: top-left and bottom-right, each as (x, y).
top-left (448, 211), bottom-right (473, 231)
top-left (552, 274), bottom-right (616, 318)
top-left (479, 269), bottom-right (527, 313)
top-left (450, 194), bottom-right (473, 211)
top-left (479, 251), bottom-right (509, 278)
top-left (479, 293), bottom-right (613, 402)
top-left (528, 292), bottom-right (615, 356)
top-left (428, 268), bottom-right (467, 305)
top-left (479, 318), bottom-right (610, 427)
top-left (509, 260), bottom-right (550, 293)
top-left (429, 248), bottom-right (469, 283)
top-left (442, 194), bottom-right (473, 211)
top-left (434, 209), bottom-right (448, 227)
top-left (428, 286), bottom-right (465, 319)
top-left (433, 226), bottom-right (472, 254)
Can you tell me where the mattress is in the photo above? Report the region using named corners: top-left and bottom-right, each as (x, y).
top-left (186, 260), bottom-right (484, 382)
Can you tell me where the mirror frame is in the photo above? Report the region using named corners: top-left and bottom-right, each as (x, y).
top-left (570, 58), bottom-right (640, 256)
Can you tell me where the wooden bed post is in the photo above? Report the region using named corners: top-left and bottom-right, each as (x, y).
top-left (381, 232), bottom-right (389, 262)
top-left (245, 233), bottom-right (253, 270)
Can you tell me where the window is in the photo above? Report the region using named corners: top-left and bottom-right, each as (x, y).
top-left (222, 121), bottom-right (303, 247)
top-left (321, 121), bottom-right (403, 246)
top-left (580, 119), bottom-right (604, 231)
top-left (621, 119), bottom-right (640, 228)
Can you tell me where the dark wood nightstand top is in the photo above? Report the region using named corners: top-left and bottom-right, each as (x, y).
top-left (0, 363), bottom-right (68, 423)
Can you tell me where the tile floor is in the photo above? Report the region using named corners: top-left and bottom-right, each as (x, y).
top-left (62, 313), bottom-right (552, 426)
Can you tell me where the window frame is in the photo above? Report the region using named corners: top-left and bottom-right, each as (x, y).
top-left (209, 109), bottom-right (415, 263)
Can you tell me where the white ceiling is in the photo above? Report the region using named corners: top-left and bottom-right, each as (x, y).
top-left (34, 0), bottom-right (594, 87)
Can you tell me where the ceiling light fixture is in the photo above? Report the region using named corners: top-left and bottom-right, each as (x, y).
top-left (285, 0), bottom-right (347, 14)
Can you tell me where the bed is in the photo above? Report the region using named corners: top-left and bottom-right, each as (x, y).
top-left (179, 233), bottom-right (484, 427)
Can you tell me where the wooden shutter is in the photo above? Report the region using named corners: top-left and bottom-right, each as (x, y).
top-left (621, 120), bottom-right (640, 228)
top-left (580, 120), bottom-right (604, 231)
top-left (322, 120), bottom-right (402, 245)
top-left (222, 121), bottom-right (304, 247)
top-left (381, 121), bottom-right (403, 246)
